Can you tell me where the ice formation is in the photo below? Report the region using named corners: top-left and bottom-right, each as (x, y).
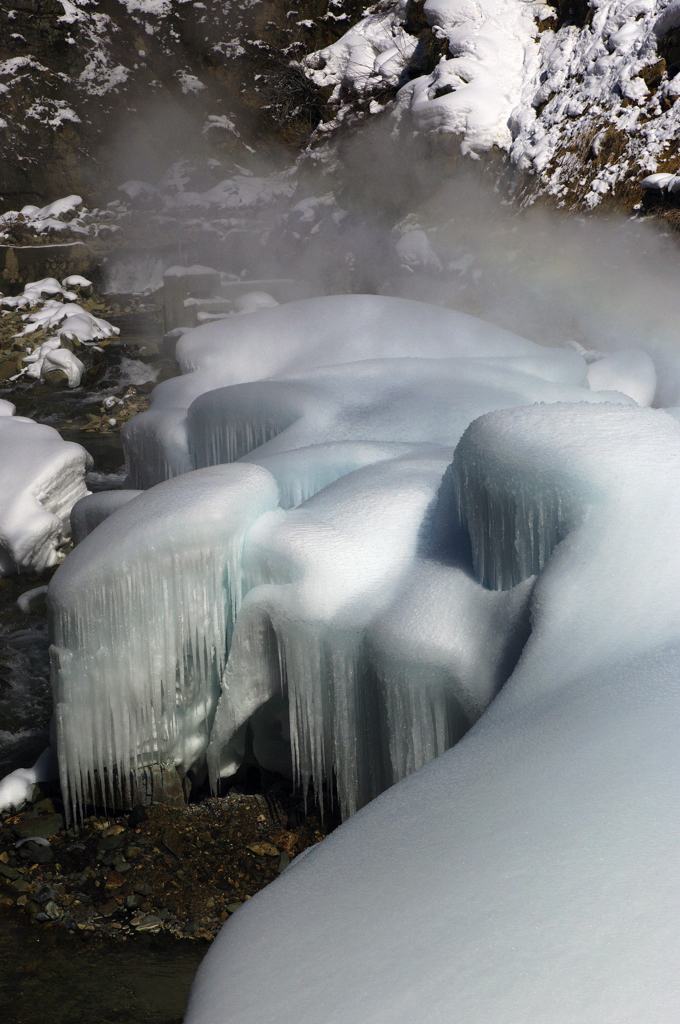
top-left (0, 412), bottom-right (91, 575)
top-left (186, 402), bottom-right (680, 1024)
top-left (49, 465), bottom-right (279, 817)
top-left (49, 294), bottom-right (645, 822)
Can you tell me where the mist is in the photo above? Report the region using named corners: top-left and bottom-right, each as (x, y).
top-left (103, 103), bottom-right (680, 406)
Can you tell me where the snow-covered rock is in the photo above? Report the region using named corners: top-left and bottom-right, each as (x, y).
top-left (0, 413), bottom-right (91, 575)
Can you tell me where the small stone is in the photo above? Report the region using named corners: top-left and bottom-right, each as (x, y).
top-left (163, 825), bottom-right (184, 859)
top-left (16, 894), bottom-right (27, 906)
top-left (13, 813), bottom-right (63, 839)
top-left (44, 901), bottom-right (61, 920)
top-left (102, 825), bottom-right (126, 837)
top-left (248, 842), bottom-right (278, 857)
top-left (125, 894), bottom-right (142, 910)
top-left (23, 901), bottom-right (40, 918)
top-left (105, 871), bottom-right (125, 890)
top-left (21, 842), bottom-right (54, 865)
top-left (226, 902), bottom-right (242, 913)
top-left (133, 913), bottom-right (163, 932)
top-left (278, 851), bottom-right (290, 873)
top-left (34, 884), bottom-right (57, 905)
top-left (98, 899), bottom-right (119, 918)
top-left (133, 881), bottom-right (152, 896)
top-left (0, 863), bottom-right (20, 881)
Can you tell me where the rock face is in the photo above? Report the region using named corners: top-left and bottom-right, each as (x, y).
top-left (0, 243), bottom-right (95, 290)
top-left (0, 0), bottom-right (363, 210)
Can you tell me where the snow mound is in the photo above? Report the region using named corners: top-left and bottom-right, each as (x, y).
top-left (186, 401), bottom-right (680, 1024)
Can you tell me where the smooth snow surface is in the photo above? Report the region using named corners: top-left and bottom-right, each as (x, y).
top-left (123, 294), bottom-right (593, 487)
top-left (0, 414), bottom-right (91, 575)
top-left (186, 402), bottom-right (680, 1024)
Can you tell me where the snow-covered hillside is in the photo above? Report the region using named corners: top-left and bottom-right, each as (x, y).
top-left (304, 0), bottom-right (680, 211)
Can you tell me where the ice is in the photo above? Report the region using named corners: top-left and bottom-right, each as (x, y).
top-left (58, 297), bottom-right (638, 819)
top-left (0, 413), bottom-right (92, 575)
top-left (186, 402), bottom-right (680, 1024)
top-left (49, 464), bottom-right (279, 818)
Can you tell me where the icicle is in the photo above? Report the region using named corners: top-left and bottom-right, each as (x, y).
top-left (49, 464), bottom-right (279, 821)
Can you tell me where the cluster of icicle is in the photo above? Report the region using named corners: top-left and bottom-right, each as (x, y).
top-left (452, 420), bottom-right (575, 591)
top-left (50, 466), bottom-right (279, 821)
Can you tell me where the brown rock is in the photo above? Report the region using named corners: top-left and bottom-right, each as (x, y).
top-left (163, 825), bottom-right (184, 860)
top-left (248, 842), bottom-right (279, 857)
top-left (105, 871), bottom-right (125, 890)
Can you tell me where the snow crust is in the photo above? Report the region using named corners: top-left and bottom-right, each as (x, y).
top-left (0, 413), bottom-right (92, 576)
top-left (186, 402), bottom-right (680, 1024)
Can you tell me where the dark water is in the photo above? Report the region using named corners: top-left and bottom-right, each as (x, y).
top-left (0, 910), bottom-right (205, 1024)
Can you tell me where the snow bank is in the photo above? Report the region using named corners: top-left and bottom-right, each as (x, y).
top-left (186, 402), bottom-right (680, 1024)
top-left (2, 277), bottom-right (118, 387)
top-left (0, 414), bottom-right (91, 575)
top-left (48, 294), bottom-right (641, 822)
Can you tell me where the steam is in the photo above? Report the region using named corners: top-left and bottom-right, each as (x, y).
top-left (106, 107), bottom-right (680, 406)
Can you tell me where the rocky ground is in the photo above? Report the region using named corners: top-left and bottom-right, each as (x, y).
top-left (0, 786), bottom-right (335, 945)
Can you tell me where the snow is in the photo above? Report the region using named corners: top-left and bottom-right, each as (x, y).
top-left (0, 747), bottom-right (57, 813)
top-left (0, 413), bottom-right (91, 576)
top-left (1, 277), bottom-right (118, 386)
top-left (303, 0), bottom-right (680, 206)
top-left (70, 490), bottom-right (142, 546)
top-left (186, 402), bottom-right (680, 1024)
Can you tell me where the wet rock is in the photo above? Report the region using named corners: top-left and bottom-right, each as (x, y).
top-left (278, 851), bottom-right (291, 872)
top-left (34, 883), bottom-right (58, 904)
top-left (127, 804), bottom-right (147, 827)
top-left (13, 813), bottom-right (64, 839)
top-left (43, 900), bottom-right (61, 920)
top-left (97, 833), bottom-right (126, 853)
top-left (163, 825), bottom-right (184, 860)
top-left (19, 841), bottom-right (54, 865)
top-left (0, 863), bottom-right (20, 881)
top-left (23, 900), bottom-right (40, 918)
top-left (98, 899), bottom-right (119, 918)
